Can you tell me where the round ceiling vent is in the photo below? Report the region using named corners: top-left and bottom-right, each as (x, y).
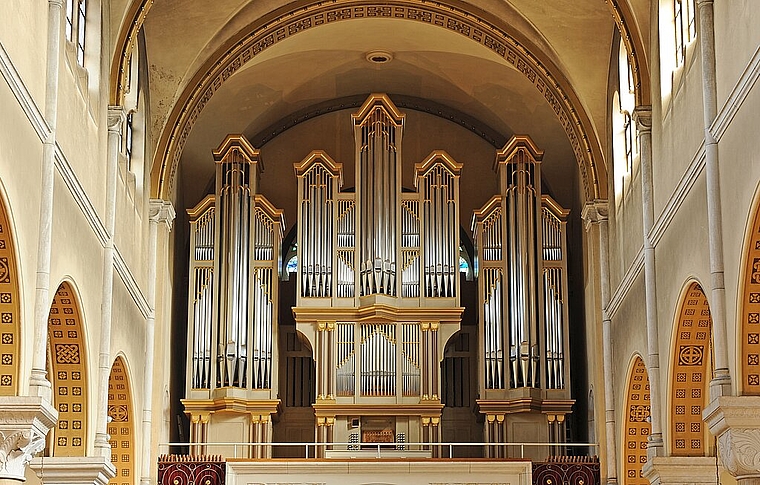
top-left (366, 50), bottom-right (393, 64)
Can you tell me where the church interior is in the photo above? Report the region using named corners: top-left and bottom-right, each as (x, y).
top-left (1, 1), bottom-right (759, 485)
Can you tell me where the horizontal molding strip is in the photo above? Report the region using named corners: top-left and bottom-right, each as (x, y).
top-left (114, 247), bottom-right (151, 319)
top-left (649, 142), bottom-right (706, 246)
top-left (607, 247), bottom-right (644, 319)
top-left (1, 41), bottom-right (151, 320)
top-left (0, 42), bottom-right (50, 140)
top-left (711, 43), bottom-right (760, 141)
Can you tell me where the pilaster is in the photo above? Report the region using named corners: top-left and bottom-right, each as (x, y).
top-left (633, 105), bottom-right (665, 457)
top-left (0, 397), bottom-right (57, 482)
top-left (141, 199), bottom-right (175, 485)
top-left (581, 200), bottom-right (618, 485)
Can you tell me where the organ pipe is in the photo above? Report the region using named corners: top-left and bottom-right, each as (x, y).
top-left (415, 152), bottom-right (462, 299)
top-left (353, 95), bottom-right (404, 297)
top-left (187, 196), bottom-right (215, 390)
top-left (185, 135), bottom-right (284, 396)
top-left (295, 152), bottom-right (343, 299)
top-left (474, 136), bottom-right (569, 394)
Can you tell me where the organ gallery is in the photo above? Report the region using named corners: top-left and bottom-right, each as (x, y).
top-left (182, 94), bottom-right (572, 458)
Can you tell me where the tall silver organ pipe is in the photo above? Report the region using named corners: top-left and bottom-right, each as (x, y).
top-left (214, 140), bottom-right (257, 388)
top-left (541, 197), bottom-right (570, 390)
top-left (184, 135), bottom-right (285, 395)
top-left (336, 198), bottom-right (356, 298)
top-left (400, 198), bottom-right (421, 298)
top-left (415, 152), bottom-right (462, 299)
top-left (353, 95), bottom-right (404, 297)
top-left (474, 136), bottom-right (569, 393)
top-left (498, 140), bottom-right (542, 388)
top-left (294, 152), bottom-right (343, 299)
top-left (188, 196), bottom-right (215, 389)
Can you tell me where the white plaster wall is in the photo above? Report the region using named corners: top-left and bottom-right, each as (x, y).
top-left (713, 1), bottom-right (760, 108)
top-left (711, 72), bottom-right (760, 390)
top-left (0, 2), bottom-right (48, 108)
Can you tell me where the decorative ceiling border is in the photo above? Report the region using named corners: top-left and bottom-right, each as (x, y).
top-left (150, 0), bottom-right (607, 201)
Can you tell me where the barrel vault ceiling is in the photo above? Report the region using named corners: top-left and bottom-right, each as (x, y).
top-left (120, 0), bottom-right (650, 216)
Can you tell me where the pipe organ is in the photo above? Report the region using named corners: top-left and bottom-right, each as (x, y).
top-left (473, 136), bottom-right (573, 459)
top-left (182, 96), bottom-right (575, 460)
top-left (293, 95), bottom-right (464, 456)
top-left (183, 135), bottom-right (284, 458)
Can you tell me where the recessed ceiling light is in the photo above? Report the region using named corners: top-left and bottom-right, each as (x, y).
top-left (366, 50), bottom-right (393, 64)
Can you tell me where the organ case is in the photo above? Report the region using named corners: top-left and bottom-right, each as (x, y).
top-left (473, 135), bottom-right (573, 459)
top-left (183, 135), bottom-right (284, 458)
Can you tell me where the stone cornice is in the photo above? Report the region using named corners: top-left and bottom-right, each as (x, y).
top-left (149, 199), bottom-right (176, 231)
top-left (0, 397), bottom-right (57, 481)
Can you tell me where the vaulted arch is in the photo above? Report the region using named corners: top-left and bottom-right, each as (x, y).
top-left (623, 356), bottom-right (650, 485)
top-left (740, 192), bottom-right (760, 395)
top-left (0, 193), bottom-right (20, 395)
top-left (108, 356), bottom-right (135, 485)
top-left (150, 0), bottom-right (606, 203)
top-left (47, 282), bottom-right (88, 456)
top-left (669, 282), bottom-right (712, 457)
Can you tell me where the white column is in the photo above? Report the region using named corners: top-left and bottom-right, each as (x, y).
top-left (140, 200), bottom-right (175, 485)
top-left (581, 201), bottom-right (616, 485)
top-left (633, 106), bottom-right (665, 456)
top-left (696, 0), bottom-right (731, 398)
top-left (93, 108), bottom-right (125, 455)
top-left (29, 0), bottom-right (64, 399)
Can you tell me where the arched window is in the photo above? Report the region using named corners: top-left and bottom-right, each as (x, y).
top-left (612, 40), bottom-right (637, 200)
top-left (65, 0), bottom-right (87, 66)
top-left (674, 0), bottom-right (696, 68)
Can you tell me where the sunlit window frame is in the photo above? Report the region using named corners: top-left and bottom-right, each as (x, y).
top-left (65, 0), bottom-right (87, 67)
top-left (674, 0), bottom-right (696, 68)
top-left (125, 111), bottom-right (134, 171)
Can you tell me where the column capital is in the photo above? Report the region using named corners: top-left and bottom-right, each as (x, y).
top-left (581, 199), bottom-right (609, 230)
top-left (703, 396), bottom-right (760, 480)
top-left (0, 397), bottom-right (57, 481)
top-left (696, 0), bottom-right (714, 8)
top-left (107, 106), bottom-right (127, 135)
top-left (632, 105), bottom-right (652, 133)
top-left (149, 199), bottom-right (176, 231)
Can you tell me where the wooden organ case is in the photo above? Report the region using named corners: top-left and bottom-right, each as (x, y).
top-left (183, 135), bottom-right (285, 458)
top-left (181, 95), bottom-right (574, 460)
top-left (473, 136), bottom-right (573, 459)
top-left (292, 95), bottom-right (465, 456)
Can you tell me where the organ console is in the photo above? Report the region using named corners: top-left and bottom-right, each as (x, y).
top-left (183, 94), bottom-right (573, 460)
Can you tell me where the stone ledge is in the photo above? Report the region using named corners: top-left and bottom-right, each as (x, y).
top-left (642, 456), bottom-right (718, 485)
top-left (29, 456), bottom-right (116, 485)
